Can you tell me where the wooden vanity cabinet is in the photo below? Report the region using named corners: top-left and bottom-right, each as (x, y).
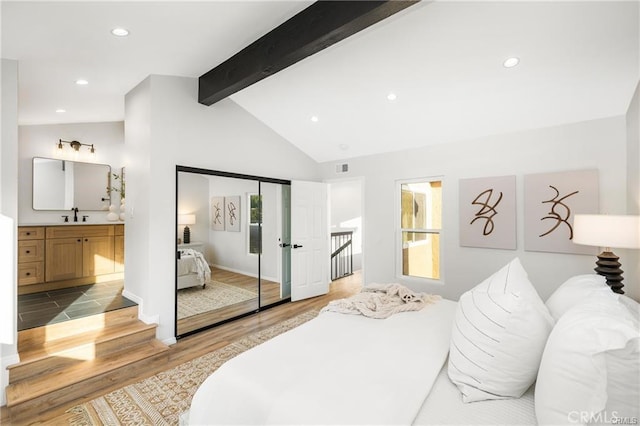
top-left (17, 224), bottom-right (123, 293)
top-left (45, 225), bottom-right (115, 282)
top-left (17, 226), bottom-right (45, 286)
top-left (45, 237), bottom-right (83, 281)
top-left (114, 224), bottom-right (124, 272)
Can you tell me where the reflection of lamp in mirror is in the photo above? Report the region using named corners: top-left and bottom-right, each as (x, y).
top-left (573, 214), bottom-right (640, 294)
top-left (178, 214), bottom-right (196, 244)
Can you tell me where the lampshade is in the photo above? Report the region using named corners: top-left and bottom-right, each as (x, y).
top-left (573, 214), bottom-right (640, 249)
top-left (178, 214), bottom-right (196, 226)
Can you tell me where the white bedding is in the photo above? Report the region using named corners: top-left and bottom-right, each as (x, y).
top-left (177, 254), bottom-right (199, 277)
top-left (414, 360), bottom-right (536, 425)
top-left (188, 299), bottom-right (457, 425)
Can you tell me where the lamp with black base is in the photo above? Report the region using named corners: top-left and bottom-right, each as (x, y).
top-left (573, 214), bottom-right (640, 294)
top-left (178, 214), bottom-right (196, 245)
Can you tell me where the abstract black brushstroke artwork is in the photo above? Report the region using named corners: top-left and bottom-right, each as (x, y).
top-left (459, 176), bottom-right (516, 250)
top-left (524, 170), bottom-right (599, 255)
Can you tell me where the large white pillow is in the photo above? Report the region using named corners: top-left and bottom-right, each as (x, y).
top-left (448, 258), bottom-right (554, 402)
top-left (545, 274), bottom-right (618, 321)
top-left (535, 298), bottom-right (640, 425)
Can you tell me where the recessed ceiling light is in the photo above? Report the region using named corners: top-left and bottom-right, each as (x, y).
top-left (55, 109), bottom-right (66, 113)
top-left (387, 92), bottom-right (397, 101)
top-left (75, 79), bottom-right (89, 85)
top-left (310, 116), bottom-right (319, 122)
top-left (111, 28), bottom-right (129, 37)
top-left (503, 57), bottom-right (520, 68)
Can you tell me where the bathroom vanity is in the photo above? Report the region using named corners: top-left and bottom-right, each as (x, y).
top-left (17, 224), bottom-right (124, 294)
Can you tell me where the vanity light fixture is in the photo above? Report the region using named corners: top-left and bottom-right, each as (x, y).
top-left (57, 139), bottom-right (96, 158)
top-left (111, 28), bottom-right (129, 37)
top-left (503, 57), bottom-right (520, 68)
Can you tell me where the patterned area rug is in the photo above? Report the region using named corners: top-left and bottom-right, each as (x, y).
top-left (177, 280), bottom-right (257, 320)
top-left (67, 310), bottom-right (318, 425)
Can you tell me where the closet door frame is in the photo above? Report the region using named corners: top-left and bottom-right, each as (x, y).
top-left (175, 165), bottom-right (291, 339)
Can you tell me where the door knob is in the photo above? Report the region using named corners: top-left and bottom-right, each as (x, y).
top-left (293, 244), bottom-right (303, 249)
top-left (279, 243), bottom-right (290, 248)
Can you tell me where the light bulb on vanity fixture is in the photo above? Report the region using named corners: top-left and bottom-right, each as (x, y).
top-left (57, 139), bottom-right (96, 160)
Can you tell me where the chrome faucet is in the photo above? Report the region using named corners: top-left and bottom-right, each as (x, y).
top-left (71, 207), bottom-right (79, 222)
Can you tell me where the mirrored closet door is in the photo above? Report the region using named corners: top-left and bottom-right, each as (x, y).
top-left (175, 166), bottom-right (291, 337)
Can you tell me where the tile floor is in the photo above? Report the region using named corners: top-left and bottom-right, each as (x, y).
top-left (17, 280), bottom-right (136, 331)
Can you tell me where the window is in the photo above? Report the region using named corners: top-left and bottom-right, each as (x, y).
top-left (398, 178), bottom-right (442, 280)
top-left (248, 193), bottom-right (262, 254)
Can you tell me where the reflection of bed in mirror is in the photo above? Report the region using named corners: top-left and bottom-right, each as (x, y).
top-left (177, 243), bottom-right (209, 290)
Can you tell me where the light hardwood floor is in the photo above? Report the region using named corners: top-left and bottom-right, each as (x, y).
top-left (1, 271), bottom-right (361, 425)
top-left (177, 267), bottom-right (286, 336)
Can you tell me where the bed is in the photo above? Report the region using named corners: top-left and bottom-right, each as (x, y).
top-left (177, 249), bottom-right (210, 290)
top-left (186, 258), bottom-right (639, 426)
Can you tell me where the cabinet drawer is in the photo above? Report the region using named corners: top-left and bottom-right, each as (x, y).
top-left (18, 240), bottom-right (44, 263)
top-left (46, 225), bottom-right (114, 239)
top-left (18, 227), bottom-right (45, 240)
top-left (18, 262), bottom-right (44, 286)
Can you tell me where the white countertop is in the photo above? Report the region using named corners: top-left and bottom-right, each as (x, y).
top-left (19, 221), bottom-right (124, 226)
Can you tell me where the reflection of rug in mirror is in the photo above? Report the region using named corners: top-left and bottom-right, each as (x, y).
top-left (67, 310), bottom-right (319, 426)
top-left (177, 281), bottom-right (257, 320)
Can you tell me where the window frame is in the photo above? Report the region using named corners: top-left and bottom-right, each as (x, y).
top-left (395, 176), bottom-right (444, 284)
top-left (247, 192), bottom-right (261, 256)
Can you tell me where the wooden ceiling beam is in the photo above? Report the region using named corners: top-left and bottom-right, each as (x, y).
top-left (198, 0), bottom-right (419, 106)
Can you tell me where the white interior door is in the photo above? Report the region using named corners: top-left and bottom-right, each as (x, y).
top-left (291, 180), bottom-right (329, 301)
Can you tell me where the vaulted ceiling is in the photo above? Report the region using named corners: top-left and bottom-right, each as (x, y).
top-left (3, 1), bottom-right (638, 163)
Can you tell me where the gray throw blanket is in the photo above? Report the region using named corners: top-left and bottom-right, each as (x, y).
top-left (321, 283), bottom-right (441, 319)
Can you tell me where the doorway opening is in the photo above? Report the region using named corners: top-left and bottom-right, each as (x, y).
top-left (328, 178), bottom-right (364, 284)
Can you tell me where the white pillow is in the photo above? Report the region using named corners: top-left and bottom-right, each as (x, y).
top-left (535, 298), bottom-right (639, 425)
top-left (545, 274), bottom-right (618, 321)
top-left (448, 258), bottom-right (554, 402)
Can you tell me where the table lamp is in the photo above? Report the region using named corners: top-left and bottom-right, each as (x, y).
top-left (572, 214), bottom-right (640, 294)
top-left (178, 214), bottom-right (196, 244)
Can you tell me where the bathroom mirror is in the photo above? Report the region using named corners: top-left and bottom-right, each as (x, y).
top-left (32, 157), bottom-right (111, 211)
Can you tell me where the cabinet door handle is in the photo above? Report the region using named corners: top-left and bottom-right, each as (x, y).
top-left (77, 239), bottom-right (81, 242)
top-left (25, 272), bottom-right (31, 276)
top-left (25, 250), bottom-right (30, 254)
top-left (85, 239), bottom-right (88, 242)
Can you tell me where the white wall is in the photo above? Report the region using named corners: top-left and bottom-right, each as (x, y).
top-left (319, 116), bottom-right (632, 302)
top-left (206, 176), bottom-right (259, 276)
top-left (328, 179), bottom-right (363, 272)
top-left (626, 82), bottom-right (639, 298)
top-left (18, 122), bottom-right (125, 224)
top-left (1, 58), bottom-right (19, 407)
top-left (178, 172), bottom-right (210, 250)
top-left (124, 75), bottom-right (320, 342)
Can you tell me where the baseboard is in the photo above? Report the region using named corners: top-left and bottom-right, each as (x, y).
top-left (162, 337), bottom-right (177, 346)
top-left (122, 290), bottom-right (158, 325)
top-left (1, 353), bottom-right (20, 406)
top-left (212, 264), bottom-right (278, 284)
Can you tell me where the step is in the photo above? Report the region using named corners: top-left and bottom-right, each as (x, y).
top-left (6, 339), bottom-right (169, 417)
top-left (17, 305), bottom-right (139, 353)
top-left (8, 321), bottom-right (158, 383)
